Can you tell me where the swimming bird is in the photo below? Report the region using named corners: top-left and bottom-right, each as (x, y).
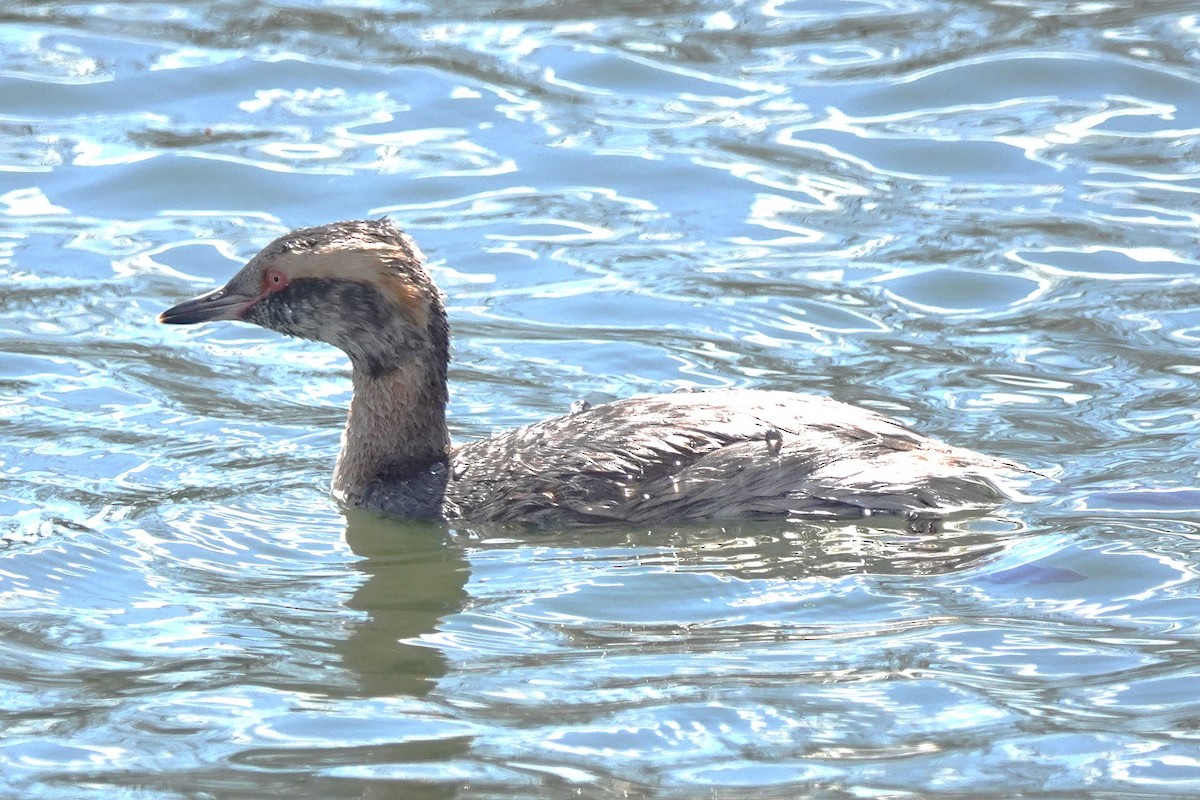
top-left (159, 219), bottom-right (1022, 526)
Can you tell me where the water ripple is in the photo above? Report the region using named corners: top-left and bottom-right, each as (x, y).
top-left (3, 0), bottom-right (1200, 797)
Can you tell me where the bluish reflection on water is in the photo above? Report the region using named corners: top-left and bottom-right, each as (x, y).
top-left (3, 0), bottom-right (1200, 796)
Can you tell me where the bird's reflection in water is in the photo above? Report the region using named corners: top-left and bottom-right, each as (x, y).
top-left (678, 514), bottom-right (1031, 580)
top-left (327, 507), bottom-right (1031, 795)
top-left (333, 508), bottom-right (1032, 701)
top-left (338, 509), bottom-right (469, 698)
top-left (456, 513), bottom-right (1032, 582)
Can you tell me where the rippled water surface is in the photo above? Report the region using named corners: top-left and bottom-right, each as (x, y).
top-left (4, 1), bottom-right (1200, 796)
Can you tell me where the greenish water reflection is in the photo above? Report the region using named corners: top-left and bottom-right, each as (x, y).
top-left (342, 512), bottom-right (469, 699)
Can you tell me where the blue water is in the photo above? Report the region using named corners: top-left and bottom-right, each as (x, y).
top-left (3, 1), bottom-right (1200, 796)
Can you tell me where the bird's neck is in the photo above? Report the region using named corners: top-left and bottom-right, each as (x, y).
top-left (331, 359), bottom-right (450, 505)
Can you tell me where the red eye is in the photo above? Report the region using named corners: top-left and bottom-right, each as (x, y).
top-left (265, 268), bottom-right (289, 292)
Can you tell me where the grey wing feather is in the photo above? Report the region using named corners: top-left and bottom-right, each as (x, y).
top-left (442, 389), bottom-right (1016, 525)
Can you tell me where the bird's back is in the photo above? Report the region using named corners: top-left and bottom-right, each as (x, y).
top-left (441, 389), bottom-right (1016, 525)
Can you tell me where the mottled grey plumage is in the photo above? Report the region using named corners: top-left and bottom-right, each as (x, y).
top-left (160, 219), bottom-right (1023, 527)
top-left (441, 389), bottom-right (1012, 524)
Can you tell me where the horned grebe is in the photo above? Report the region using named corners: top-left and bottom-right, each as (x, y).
top-left (159, 219), bottom-right (1022, 525)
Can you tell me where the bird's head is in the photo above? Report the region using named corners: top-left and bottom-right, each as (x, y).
top-left (159, 219), bottom-right (448, 378)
